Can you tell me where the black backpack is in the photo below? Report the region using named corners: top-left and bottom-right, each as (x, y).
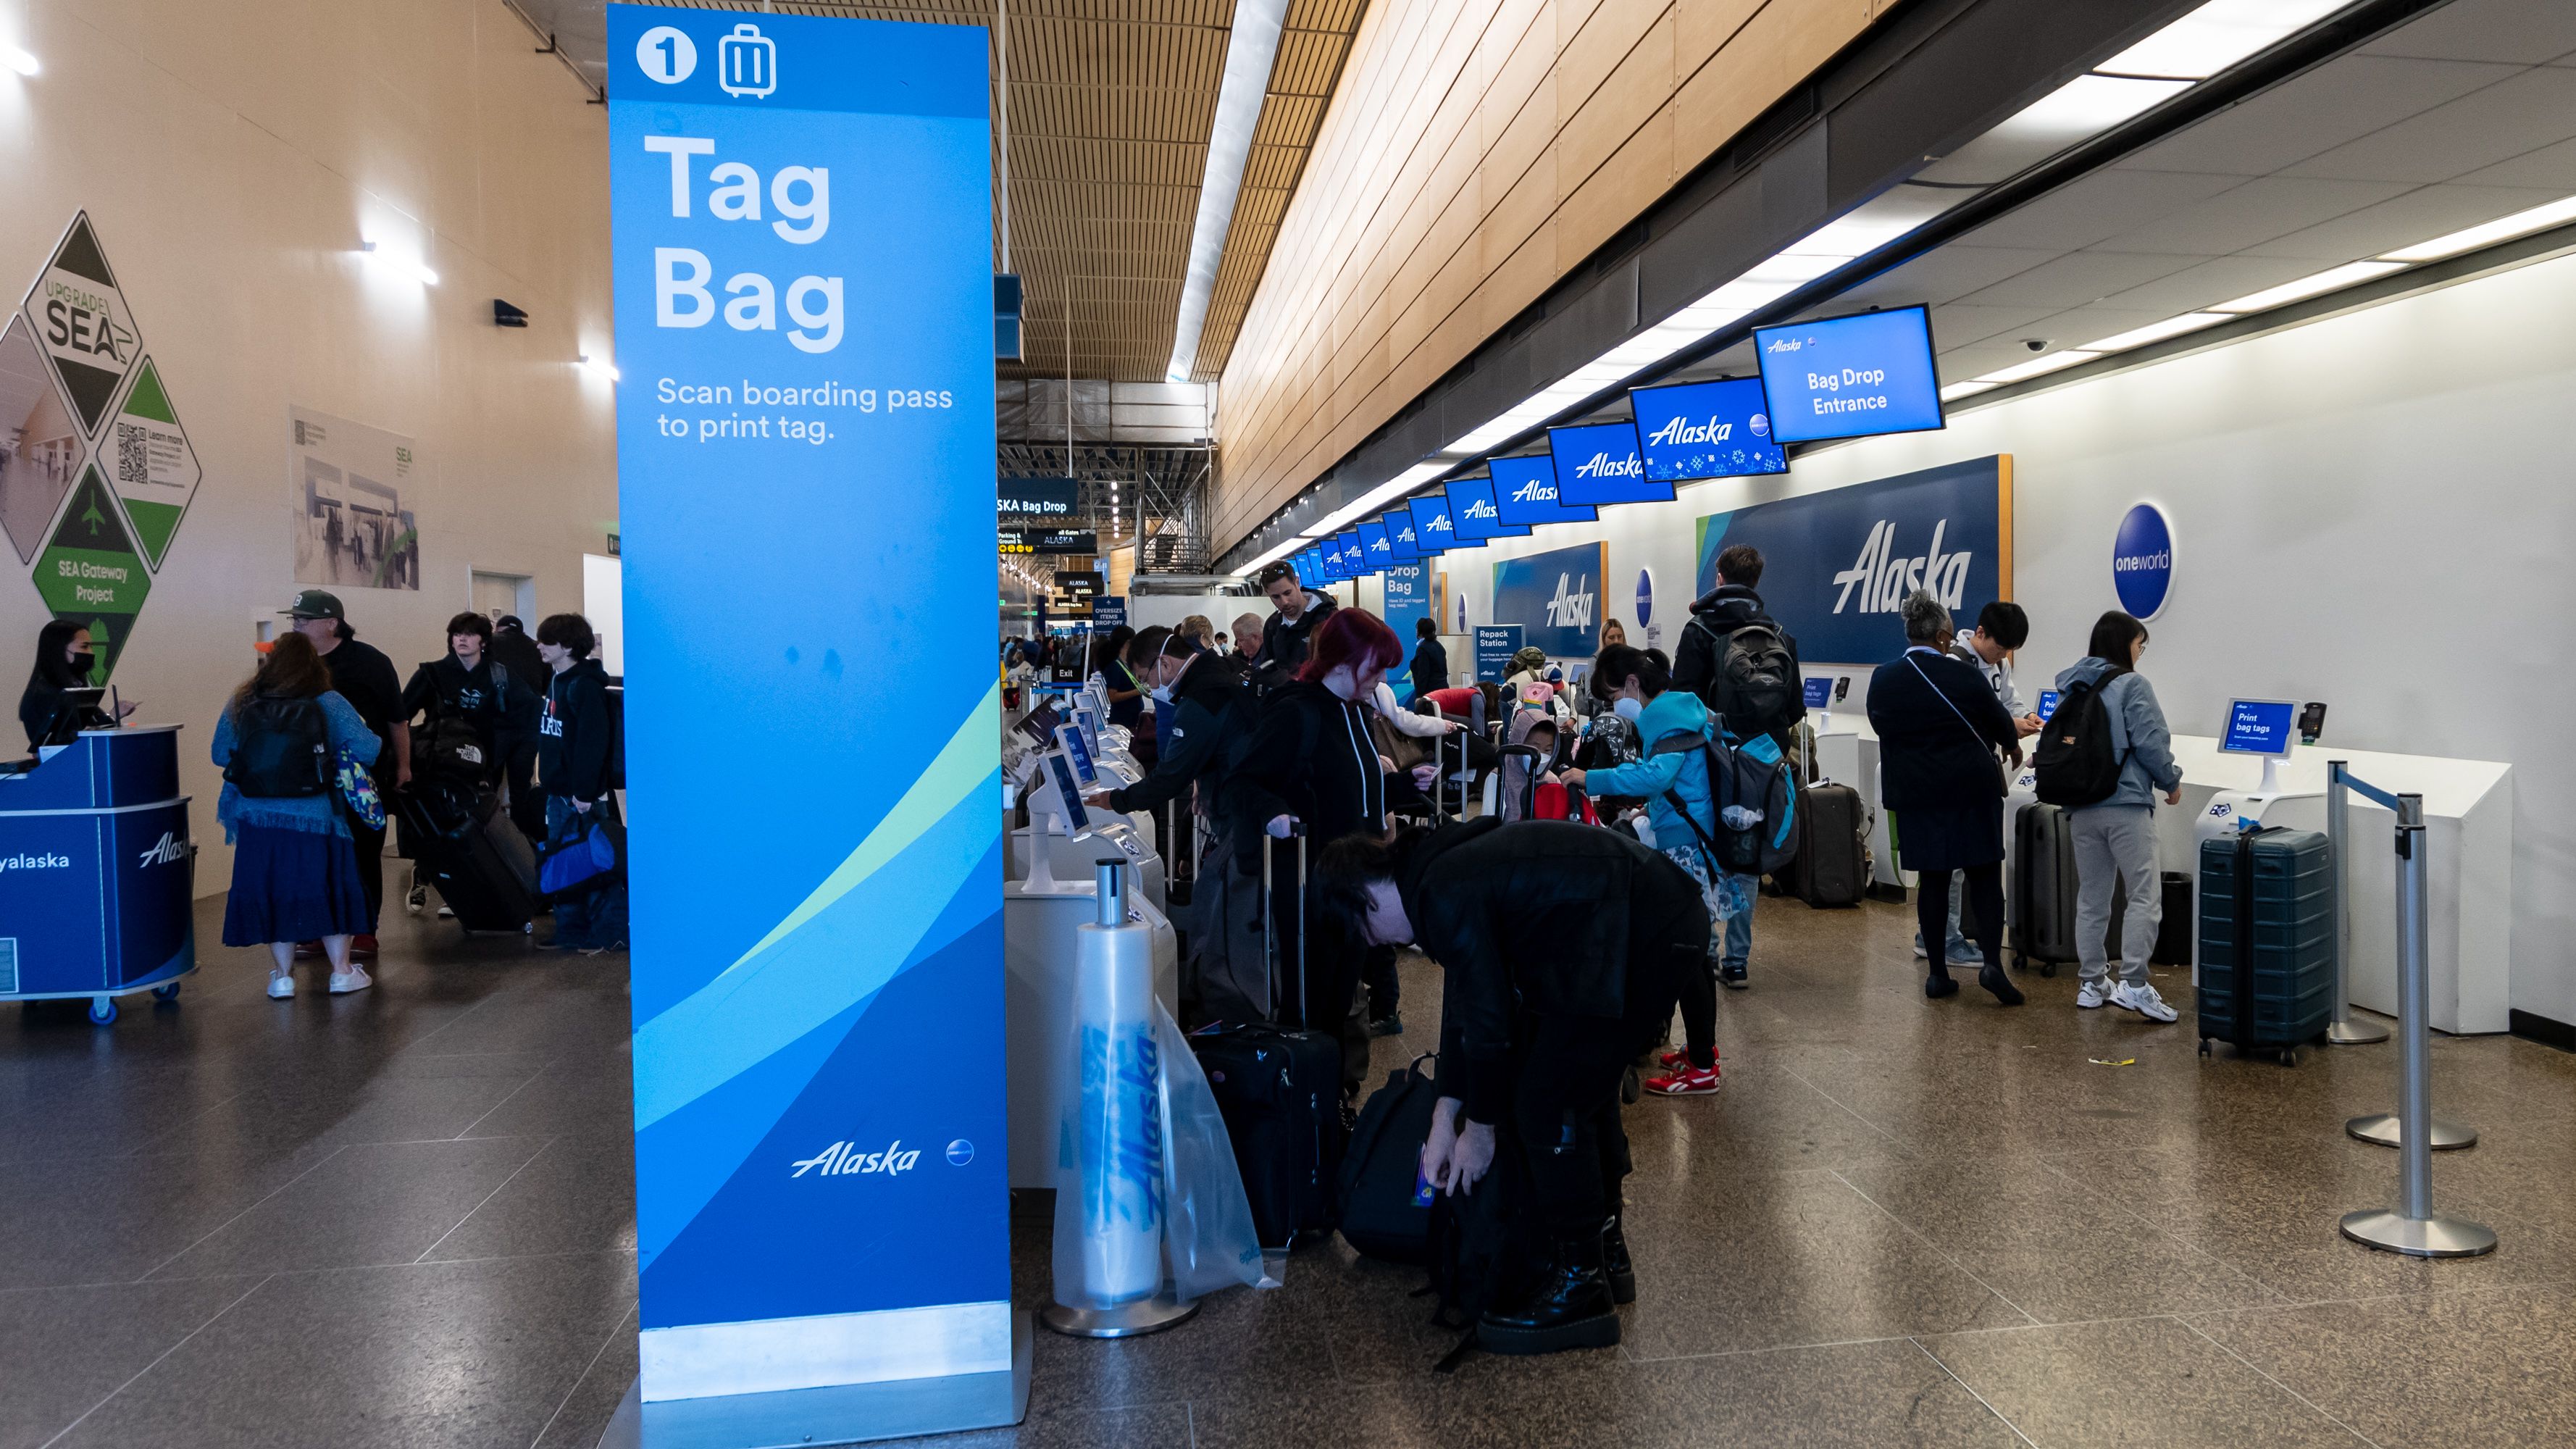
top-left (1692, 618), bottom-right (1799, 741)
top-left (1336, 1053), bottom-right (1441, 1265)
top-left (2032, 673), bottom-right (2129, 807)
top-left (226, 694), bottom-right (333, 798)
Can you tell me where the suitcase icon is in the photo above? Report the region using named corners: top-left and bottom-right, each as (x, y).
top-left (718, 23), bottom-right (776, 99)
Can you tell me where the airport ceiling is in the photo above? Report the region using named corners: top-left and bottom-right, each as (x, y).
top-left (506, 0), bottom-right (1365, 383)
top-left (1665, 0), bottom-right (2576, 396)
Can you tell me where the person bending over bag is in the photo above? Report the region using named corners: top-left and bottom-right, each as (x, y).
top-left (1313, 818), bottom-right (1705, 1354)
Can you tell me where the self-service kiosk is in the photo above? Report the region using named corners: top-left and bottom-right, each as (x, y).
top-left (1005, 724), bottom-right (1164, 909)
top-left (1001, 749), bottom-right (1178, 1189)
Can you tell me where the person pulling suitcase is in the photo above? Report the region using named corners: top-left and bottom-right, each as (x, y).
top-left (1311, 819), bottom-right (1705, 1355)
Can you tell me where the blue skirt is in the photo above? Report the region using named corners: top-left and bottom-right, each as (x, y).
top-left (1894, 799), bottom-right (2005, 874)
top-left (223, 823), bottom-right (371, 945)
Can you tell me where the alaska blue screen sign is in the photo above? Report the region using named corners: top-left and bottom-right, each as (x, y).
top-left (2112, 502), bottom-right (2174, 620)
top-left (1489, 454), bottom-right (1597, 528)
top-left (1754, 305), bottom-right (1945, 443)
top-left (1630, 377), bottom-right (1786, 481)
top-left (1408, 495), bottom-right (1455, 554)
top-left (1358, 519), bottom-right (1393, 572)
top-left (606, 1), bottom-right (1010, 1427)
top-left (1547, 419), bottom-right (1670, 505)
top-left (1445, 477), bottom-right (1525, 542)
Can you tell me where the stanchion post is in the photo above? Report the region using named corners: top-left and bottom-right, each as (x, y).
top-left (2346, 785), bottom-right (2476, 1151)
top-left (2338, 794), bottom-right (2495, 1258)
top-left (2324, 760), bottom-right (2388, 1045)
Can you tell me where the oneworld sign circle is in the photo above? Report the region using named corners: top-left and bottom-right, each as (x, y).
top-left (2112, 502), bottom-right (2174, 620)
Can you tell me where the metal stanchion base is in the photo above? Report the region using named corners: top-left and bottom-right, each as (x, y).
top-left (2339, 1208), bottom-right (2498, 1258)
top-left (2346, 1113), bottom-right (2477, 1150)
top-left (1040, 1292), bottom-right (1199, 1339)
top-left (2325, 1016), bottom-right (2391, 1045)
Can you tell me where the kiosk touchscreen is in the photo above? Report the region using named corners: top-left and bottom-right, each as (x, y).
top-left (2222, 697), bottom-right (2298, 794)
top-left (1045, 751), bottom-right (1092, 837)
top-left (1802, 677), bottom-right (1833, 710)
top-left (1056, 724), bottom-right (1098, 788)
top-left (2036, 689), bottom-right (2060, 722)
top-left (1013, 698), bottom-right (1063, 746)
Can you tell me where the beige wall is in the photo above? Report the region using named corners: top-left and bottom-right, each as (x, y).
top-left (1, 0), bottom-right (615, 892)
top-left (1212, 0), bottom-right (1896, 546)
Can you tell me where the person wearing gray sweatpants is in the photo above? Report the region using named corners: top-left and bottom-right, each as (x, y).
top-left (2054, 611), bottom-right (2184, 1022)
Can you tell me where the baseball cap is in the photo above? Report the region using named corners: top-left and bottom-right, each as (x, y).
top-left (281, 589), bottom-right (345, 620)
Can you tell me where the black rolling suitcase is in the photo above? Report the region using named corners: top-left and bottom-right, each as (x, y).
top-left (2109, 869), bottom-right (2194, 966)
top-left (1189, 827), bottom-right (1344, 1248)
top-left (2197, 827), bottom-right (2334, 1064)
top-left (1786, 782), bottom-right (1865, 906)
top-left (398, 782), bottom-right (537, 933)
top-left (2009, 801), bottom-right (2081, 975)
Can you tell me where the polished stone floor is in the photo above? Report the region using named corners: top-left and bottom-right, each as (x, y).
top-left (6, 888), bottom-right (2573, 1448)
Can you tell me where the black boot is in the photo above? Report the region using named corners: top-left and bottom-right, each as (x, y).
top-left (1978, 959), bottom-right (2025, 1006)
top-left (1479, 1234), bottom-right (1621, 1355)
top-left (1601, 1214), bottom-right (1636, 1305)
top-left (1924, 969), bottom-right (1959, 998)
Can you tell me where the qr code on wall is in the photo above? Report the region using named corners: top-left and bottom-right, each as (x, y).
top-left (115, 422), bottom-right (149, 486)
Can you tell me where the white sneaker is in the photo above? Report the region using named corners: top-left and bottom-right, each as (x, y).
top-left (1912, 935), bottom-right (1929, 959)
top-left (327, 966), bottom-right (373, 995)
top-left (267, 971), bottom-right (296, 1000)
top-left (2075, 980), bottom-right (2109, 1009)
top-left (2110, 981), bottom-right (2177, 1023)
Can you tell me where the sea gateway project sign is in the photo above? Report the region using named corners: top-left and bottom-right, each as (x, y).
top-left (607, 4), bottom-right (1012, 1436)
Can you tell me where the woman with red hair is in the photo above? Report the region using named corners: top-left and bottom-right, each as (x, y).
top-left (1224, 608), bottom-right (1423, 1082)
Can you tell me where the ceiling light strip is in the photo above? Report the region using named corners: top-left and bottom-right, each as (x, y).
top-left (1163, 0), bottom-right (1290, 383)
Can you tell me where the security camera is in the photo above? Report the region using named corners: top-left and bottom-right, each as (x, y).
top-left (2020, 338), bottom-right (2052, 353)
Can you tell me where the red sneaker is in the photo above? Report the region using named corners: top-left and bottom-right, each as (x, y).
top-left (351, 935), bottom-right (380, 959)
top-left (1644, 1062), bottom-right (1720, 1096)
top-left (293, 940), bottom-right (323, 959)
top-left (1657, 1048), bottom-right (1690, 1069)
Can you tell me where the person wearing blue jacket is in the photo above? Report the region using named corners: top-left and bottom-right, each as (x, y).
top-left (1562, 644), bottom-right (1728, 1095)
top-left (2054, 611), bottom-right (2185, 1022)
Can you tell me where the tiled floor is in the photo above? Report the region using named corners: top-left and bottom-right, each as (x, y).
top-left (6, 888), bottom-right (2573, 1447)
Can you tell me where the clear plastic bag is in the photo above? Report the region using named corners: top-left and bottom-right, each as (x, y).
top-left (1153, 1003), bottom-right (1276, 1298)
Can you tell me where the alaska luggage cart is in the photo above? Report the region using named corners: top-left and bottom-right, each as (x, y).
top-left (2197, 826), bottom-right (2335, 1065)
top-left (0, 727), bottom-right (198, 1024)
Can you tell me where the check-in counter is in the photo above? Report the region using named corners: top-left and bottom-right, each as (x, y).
top-left (0, 727), bottom-right (196, 1022)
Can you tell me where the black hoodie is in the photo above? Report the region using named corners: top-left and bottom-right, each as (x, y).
top-left (538, 657), bottom-right (614, 802)
top-left (1105, 651), bottom-right (1250, 817)
top-left (1223, 676), bottom-right (1390, 872)
top-left (1671, 582), bottom-right (1804, 744)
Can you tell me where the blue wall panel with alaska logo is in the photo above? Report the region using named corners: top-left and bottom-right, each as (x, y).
top-left (1492, 540), bottom-right (1606, 659)
top-left (1694, 456), bottom-right (2010, 667)
top-left (606, 2), bottom-right (1006, 1406)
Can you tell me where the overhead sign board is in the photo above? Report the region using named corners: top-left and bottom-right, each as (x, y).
top-left (1547, 420), bottom-right (1668, 506)
top-left (1630, 377), bottom-right (1786, 483)
top-left (1754, 304), bottom-right (1945, 444)
top-left (1407, 495), bottom-right (1454, 554)
top-left (1489, 454), bottom-right (1597, 528)
top-left (1444, 476), bottom-right (1525, 543)
top-left (997, 475), bottom-right (1078, 516)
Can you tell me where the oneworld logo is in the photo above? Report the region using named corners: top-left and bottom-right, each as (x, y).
top-left (1572, 451), bottom-right (1639, 479)
top-left (1646, 416), bottom-right (1731, 447)
top-left (1830, 519), bottom-right (1972, 616)
top-left (792, 1139), bottom-right (921, 1178)
top-left (136, 832), bottom-right (185, 868)
top-left (1544, 572), bottom-right (1595, 629)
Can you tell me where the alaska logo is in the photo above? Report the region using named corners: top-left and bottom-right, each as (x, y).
top-left (791, 1139), bottom-right (921, 1178)
top-left (1463, 498), bottom-right (1499, 520)
top-left (1394, 524), bottom-right (1417, 546)
top-left (1369, 535), bottom-right (1390, 556)
top-left (1423, 512), bottom-right (1452, 534)
top-left (135, 831), bottom-right (186, 867)
top-left (1544, 572), bottom-right (1595, 630)
top-left (1645, 416), bottom-right (1731, 447)
top-left (1507, 479), bottom-right (1557, 504)
top-left (1571, 451), bottom-right (1640, 479)
top-left (1830, 519), bottom-right (1972, 615)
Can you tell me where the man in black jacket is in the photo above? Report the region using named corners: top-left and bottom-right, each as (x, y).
top-left (535, 613), bottom-right (623, 951)
top-left (488, 614), bottom-right (548, 838)
top-left (401, 611), bottom-right (540, 788)
top-left (1314, 819), bottom-right (1705, 1355)
top-left (1671, 543), bottom-right (1804, 751)
top-left (1250, 561), bottom-right (1336, 693)
top-left (1084, 627), bottom-right (1245, 822)
top-left (284, 590), bottom-right (407, 957)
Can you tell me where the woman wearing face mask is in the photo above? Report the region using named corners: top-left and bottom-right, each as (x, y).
top-left (1559, 643), bottom-right (1726, 1095)
top-left (19, 621), bottom-right (130, 751)
top-left (1224, 609), bottom-right (1425, 1085)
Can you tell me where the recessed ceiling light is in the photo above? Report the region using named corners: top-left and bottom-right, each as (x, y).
top-left (1939, 380), bottom-right (2000, 401)
top-left (2380, 194), bottom-right (2576, 263)
top-left (7, 46), bottom-right (37, 76)
top-left (2211, 260), bottom-right (2404, 313)
top-left (2094, 0), bottom-right (2346, 80)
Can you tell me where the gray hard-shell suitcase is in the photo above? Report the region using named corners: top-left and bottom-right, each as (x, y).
top-left (2196, 827), bottom-right (2334, 1065)
top-left (2009, 801), bottom-right (2081, 975)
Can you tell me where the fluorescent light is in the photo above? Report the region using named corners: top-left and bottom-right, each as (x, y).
top-left (6, 46), bottom-right (35, 76)
top-left (1973, 349), bottom-right (2100, 384)
top-left (2211, 260), bottom-right (2403, 313)
top-left (1162, 0), bottom-right (1290, 380)
top-left (2005, 73), bottom-right (2193, 141)
top-left (2380, 194), bottom-right (2576, 262)
top-left (2096, 0), bottom-right (2346, 80)
top-left (1939, 380), bottom-right (2000, 401)
top-left (1309, 461), bottom-right (1450, 536)
top-left (2082, 312), bottom-right (2230, 351)
top-left (360, 240), bottom-right (438, 287)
